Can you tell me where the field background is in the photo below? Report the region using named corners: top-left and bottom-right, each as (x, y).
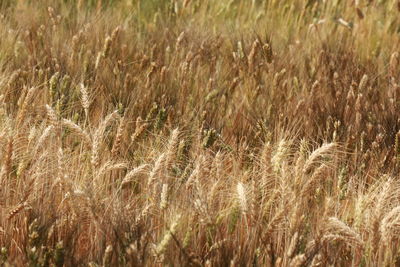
top-left (1, 0), bottom-right (400, 266)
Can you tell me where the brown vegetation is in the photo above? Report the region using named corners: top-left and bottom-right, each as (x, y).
top-left (1, 0), bottom-right (400, 266)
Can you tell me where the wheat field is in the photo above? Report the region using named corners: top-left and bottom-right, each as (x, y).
top-left (1, 0), bottom-right (400, 266)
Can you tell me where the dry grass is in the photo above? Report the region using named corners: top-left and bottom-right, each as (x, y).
top-left (1, 0), bottom-right (400, 266)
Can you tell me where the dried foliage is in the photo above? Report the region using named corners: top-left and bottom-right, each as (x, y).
top-left (1, 0), bottom-right (400, 266)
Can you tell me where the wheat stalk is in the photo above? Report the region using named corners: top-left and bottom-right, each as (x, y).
top-left (236, 182), bottom-right (248, 214)
top-left (155, 214), bottom-right (181, 257)
top-left (91, 111), bottom-right (119, 168)
top-left (148, 153), bottom-right (166, 187)
top-left (160, 183), bottom-right (169, 210)
top-left (324, 217), bottom-right (363, 249)
top-left (164, 128), bottom-right (179, 169)
top-left (120, 164), bottom-right (149, 188)
top-left (380, 206), bottom-right (400, 243)
top-left (303, 143), bottom-right (336, 174)
top-left (111, 116), bottom-right (125, 157)
top-left (61, 118), bottom-right (91, 145)
top-left (80, 83), bottom-right (90, 117)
